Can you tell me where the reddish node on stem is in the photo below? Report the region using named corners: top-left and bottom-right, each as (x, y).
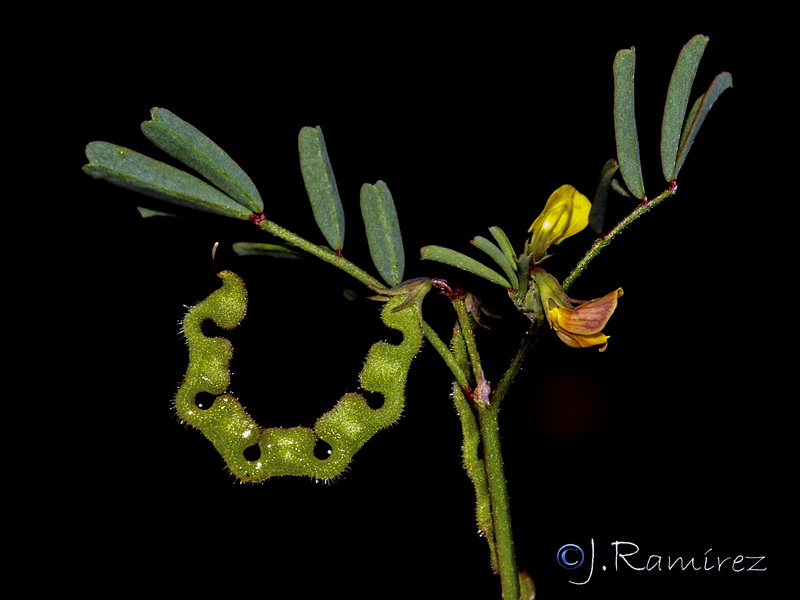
top-left (669, 180), bottom-right (678, 193)
top-left (249, 212), bottom-right (267, 225)
top-left (432, 278), bottom-right (465, 299)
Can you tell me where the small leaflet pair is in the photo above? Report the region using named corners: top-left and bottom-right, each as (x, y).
top-left (174, 270), bottom-right (423, 482)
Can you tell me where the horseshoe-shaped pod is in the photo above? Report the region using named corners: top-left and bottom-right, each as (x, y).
top-left (174, 270), bottom-right (423, 482)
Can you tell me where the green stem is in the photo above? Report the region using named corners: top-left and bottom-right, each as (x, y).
top-left (451, 295), bottom-right (520, 598)
top-left (478, 404), bottom-right (519, 599)
top-left (423, 322), bottom-right (472, 393)
top-left (452, 300), bottom-right (485, 390)
top-left (257, 218), bottom-right (385, 290)
top-left (563, 187), bottom-right (676, 291)
top-left (492, 322), bottom-right (541, 410)
top-left (450, 325), bottom-right (498, 571)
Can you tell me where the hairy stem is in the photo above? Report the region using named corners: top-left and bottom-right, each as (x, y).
top-left (257, 218), bottom-right (385, 290)
top-left (564, 187), bottom-right (676, 290)
top-left (451, 324), bottom-right (498, 570)
top-left (450, 296), bottom-right (520, 598)
top-left (492, 321), bottom-right (542, 410)
top-left (478, 404), bottom-right (519, 599)
top-left (424, 322), bottom-right (472, 393)
top-left (452, 299), bottom-right (488, 403)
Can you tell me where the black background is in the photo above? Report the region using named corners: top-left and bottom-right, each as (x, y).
top-left (37, 14), bottom-right (783, 599)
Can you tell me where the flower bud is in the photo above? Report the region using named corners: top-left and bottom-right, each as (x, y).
top-left (527, 185), bottom-right (591, 262)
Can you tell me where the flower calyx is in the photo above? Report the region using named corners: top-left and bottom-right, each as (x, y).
top-left (372, 277), bottom-right (434, 311)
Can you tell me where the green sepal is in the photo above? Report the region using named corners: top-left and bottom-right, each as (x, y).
top-left (298, 126), bottom-right (345, 251)
top-left (515, 253), bottom-right (531, 300)
top-left (232, 242), bottom-right (303, 259)
top-left (510, 252), bottom-right (540, 318)
top-left (590, 159), bottom-right (620, 234)
top-left (141, 107), bottom-right (264, 214)
top-left (374, 278), bottom-right (433, 322)
top-left (613, 47), bottom-right (646, 200)
top-left (674, 71), bottom-right (733, 179)
top-left (83, 142), bottom-right (252, 220)
top-left (360, 180), bottom-right (405, 286)
top-left (471, 235), bottom-right (519, 290)
top-left (420, 245), bottom-right (512, 289)
top-left (661, 35), bottom-right (709, 182)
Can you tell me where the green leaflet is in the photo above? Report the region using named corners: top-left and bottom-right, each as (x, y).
top-left (83, 142), bottom-right (253, 220)
top-left (660, 35), bottom-right (709, 182)
top-left (674, 71), bottom-right (733, 179)
top-left (589, 159), bottom-right (620, 234)
top-left (232, 242), bottom-right (303, 259)
top-left (420, 245), bottom-right (512, 289)
top-left (175, 271), bottom-right (423, 482)
top-left (298, 126), bottom-right (345, 252)
top-left (613, 47), bottom-right (646, 201)
top-left (141, 107), bottom-right (264, 214)
top-left (360, 180), bottom-right (405, 286)
top-left (471, 235), bottom-right (519, 290)
top-left (488, 226), bottom-right (518, 268)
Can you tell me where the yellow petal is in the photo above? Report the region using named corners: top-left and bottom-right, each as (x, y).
top-left (554, 328), bottom-right (610, 350)
top-left (551, 186), bottom-right (591, 244)
top-left (563, 288), bottom-right (623, 334)
top-left (547, 287), bottom-right (623, 351)
top-left (528, 185), bottom-right (591, 261)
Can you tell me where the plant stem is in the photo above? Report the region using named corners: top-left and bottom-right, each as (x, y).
top-left (450, 325), bottom-right (499, 570)
top-left (423, 322), bottom-right (472, 393)
top-left (257, 218), bottom-right (386, 290)
top-left (451, 296), bottom-right (521, 598)
top-left (452, 299), bottom-right (487, 399)
top-left (478, 403), bottom-right (519, 599)
top-left (563, 187), bottom-right (676, 291)
top-left (492, 322), bottom-right (541, 410)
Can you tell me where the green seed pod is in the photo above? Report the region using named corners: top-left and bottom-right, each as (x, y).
top-left (174, 270), bottom-right (423, 482)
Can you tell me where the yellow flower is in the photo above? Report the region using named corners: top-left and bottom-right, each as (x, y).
top-left (527, 185), bottom-right (591, 262)
top-left (547, 288), bottom-right (624, 352)
top-left (530, 269), bottom-right (623, 351)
